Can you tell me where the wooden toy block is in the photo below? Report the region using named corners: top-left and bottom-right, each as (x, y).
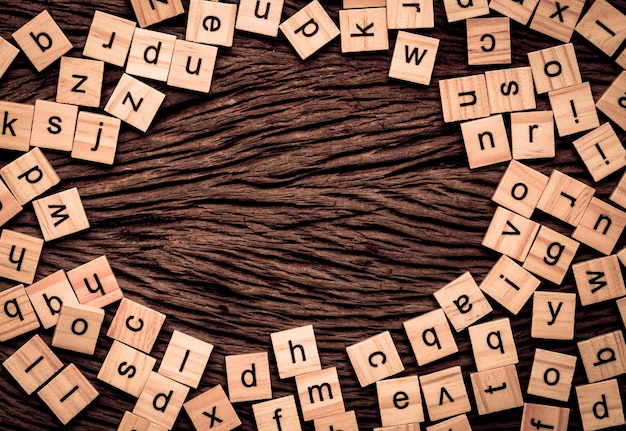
top-left (67, 255), bottom-right (123, 308)
top-left (187, 0), bottom-right (238, 48)
top-left (235, 0), bottom-right (285, 37)
top-left (611, 172), bottom-right (626, 208)
top-left (51, 303), bottom-right (105, 355)
top-left (225, 351), bottom-right (272, 403)
top-left (469, 365), bottom-right (523, 415)
top-left (0, 147), bottom-right (60, 205)
top-left (0, 37), bottom-right (19, 80)
top-left (132, 371), bottom-right (190, 430)
top-left (0, 101), bottom-right (34, 152)
top-left (158, 329), bottom-right (214, 388)
top-left (529, 0), bottom-right (584, 43)
top-left (548, 82), bottom-right (600, 137)
top-left (479, 255), bottom-right (541, 315)
top-left (522, 225), bottom-right (579, 285)
top-left (0, 230), bottom-right (44, 285)
top-left (520, 403), bottom-right (569, 431)
top-left (460, 114), bottom-right (512, 169)
top-left (618, 296), bottom-right (626, 329)
top-left (617, 48), bottom-right (626, 70)
top-left (184, 385), bottom-right (241, 431)
top-left (56, 57), bottom-right (105, 108)
top-left (0, 284), bottom-right (40, 341)
top-left (425, 414), bottom-right (472, 431)
top-left (97, 340), bottom-right (156, 397)
top-left (482, 206), bottom-right (539, 261)
top-left (118, 411), bottom-right (168, 431)
top-left (403, 308), bottom-right (458, 366)
top-left (575, 0), bottom-right (626, 57)
top-left (279, 0), bottom-right (340, 60)
top-left (386, 0), bottom-right (434, 30)
top-left (373, 424), bottom-right (421, 431)
top-left (573, 197), bottom-right (626, 254)
top-left (619, 245), bottom-right (626, 266)
top-left (573, 255), bottom-right (626, 306)
top-left (346, 331), bottom-right (404, 387)
top-left (531, 291), bottom-right (576, 340)
top-left (25, 269), bottom-right (78, 329)
top-left (270, 324), bottom-right (321, 379)
top-left (527, 348), bottom-right (577, 401)
top-left (439, 74), bottom-right (490, 123)
top-left (11, 10), bottom-right (72, 72)
top-left (314, 410), bottom-right (358, 431)
top-left (573, 123), bottom-right (626, 182)
top-left (252, 395), bottom-right (302, 431)
top-left (485, 67), bottom-right (536, 114)
top-left (83, 11), bottom-right (137, 67)
top-left (126, 28), bottom-right (176, 82)
top-left (442, 0), bottom-right (489, 23)
top-left (527, 43), bottom-right (581, 95)
top-left (37, 363), bottom-right (98, 425)
top-left (104, 73), bottom-right (166, 133)
top-left (33, 187), bottom-right (90, 242)
top-left (344, 0), bottom-right (385, 7)
top-left (339, 8), bottom-right (389, 53)
top-left (489, 0), bottom-right (540, 25)
top-left (468, 318), bottom-right (518, 372)
top-left (419, 366), bottom-right (471, 422)
top-left (129, 0), bottom-right (184, 28)
top-left (3, 334), bottom-right (63, 395)
top-left (30, 100), bottom-right (79, 152)
top-left (376, 375), bottom-right (424, 426)
top-left (433, 271), bottom-right (492, 332)
top-left (388, 32), bottom-right (439, 86)
top-left (491, 160), bottom-right (548, 219)
top-left (596, 71), bottom-right (626, 132)
top-left (0, 180), bottom-right (22, 228)
top-left (511, 111), bottom-right (555, 160)
top-left (576, 379), bottom-right (625, 430)
top-left (167, 39), bottom-right (218, 93)
top-left (71, 111), bottom-right (121, 165)
top-left (466, 17), bottom-right (510, 66)
top-left (295, 367), bottom-right (345, 421)
top-left (578, 330), bottom-right (626, 383)
top-left (107, 298), bottom-right (166, 354)
top-left (536, 169), bottom-right (595, 226)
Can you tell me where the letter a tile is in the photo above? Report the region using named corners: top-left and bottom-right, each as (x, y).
top-left (433, 271), bottom-right (492, 332)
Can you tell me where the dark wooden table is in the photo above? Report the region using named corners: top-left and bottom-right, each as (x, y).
top-left (0, 0), bottom-right (625, 430)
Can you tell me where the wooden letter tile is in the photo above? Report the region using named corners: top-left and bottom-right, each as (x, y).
top-left (466, 17), bottom-right (511, 66)
top-left (314, 410), bottom-right (358, 431)
top-left (129, 0), bottom-right (184, 28)
top-left (527, 348), bottom-right (577, 401)
top-left (0, 36), bottom-right (19, 80)
top-left (596, 70), bottom-right (626, 132)
top-left (51, 303), bottom-right (105, 355)
top-left (469, 365), bottom-right (523, 415)
top-left (30, 100), bottom-right (79, 152)
top-left (419, 366), bottom-right (471, 422)
top-left (433, 271), bottom-right (492, 332)
top-left (0, 147), bottom-right (60, 205)
top-left (460, 114), bottom-right (512, 169)
top-left (575, 0), bottom-right (626, 57)
top-left (295, 367), bottom-right (345, 421)
top-left (339, 8), bottom-right (389, 53)
top-left (376, 375), bottom-right (424, 426)
top-left (529, 0), bottom-right (584, 43)
top-left (482, 206), bottom-right (539, 261)
top-left (83, 11), bottom-right (137, 67)
top-left (573, 255), bottom-right (626, 306)
top-left (520, 403), bottom-right (569, 431)
top-left (617, 48), bottom-right (626, 70)
top-left (0, 284), bottom-right (40, 341)
top-left (522, 225), bottom-right (579, 284)
top-left (578, 330), bottom-right (626, 383)
top-left (403, 308), bottom-right (458, 366)
top-left (118, 411), bottom-right (168, 431)
top-left (126, 28), bottom-right (176, 82)
top-left (187, 0), bottom-right (238, 48)
top-left (573, 197), bottom-right (626, 254)
top-left (33, 187), bottom-right (90, 242)
top-left (235, 0), bottom-right (285, 37)
top-left (132, 371), bottom-right (190, 430)
top-left (3, 334), bottom-right (63, 395)
top-left (0, 101), bottom-right (34, 152)
top-left (97, 340), bottom-right (156, 397)
top-left (531, 291), bottom-right (576, 340)
top-left (67, 255), bottom-right (123, 308)
top-left (226, 352), bottom-right (272, 403)
top-left (344, 0), bottom-right (386, 8)
top-left (573, 123), bottom-right (626, 182)
top-left (71, 111), bottom-right (121, 165)
top-left (527, 43), bottom-right (582, 95)
top-left (439, 74), bottom-right (490, 123)
top-left (0, 230), bottom-right (44, 285)
top-left (374, 424), bottom-right (421, 431)
top-left (576, 379), bottom-right (625, 430)
top-left (252, 395), bottom-right (302, 431)
top-left (426, 414), bottom-right (472, 431)
top-left (184, 385), bottom-right (241, 431)
top-left (56, 57), bottom-right (105, 108)
top-left (107, 298), bottom-right (166, 354)
top-left (536, 169), bottom-right (595, 226)
top-left (25, 269), bottom-right (78, 329)
top-left (346, 331), bottom-right (404, 387)
top-left (271, 324), bottom-right (321, 379)
top-left (442, 0), bottom-right (489, 23)
top-left (167, 40), bottom-right (218, 94)
top-left (511, 111), bottom-right (555, 160)
top-left (386, 0), bottom-right (434, 29)
top-left (388, 32), bottom-right (439, 86)
top-left (492, 160), bottom-right (548, 218)
top-left (0, 180), bottom-right (22, 228)
top-left (158, 330), bottom-right (214, 388)
top-left (548, 82), bottom-right (600, 137)
top-left (489, 0), bottom-right (540, 25)
top-left (485, 67), bottom-right (536, 114)
top-left (12, 10), bottom-right (72, 72)
top-left (468, 318), bottom-right (518, 371)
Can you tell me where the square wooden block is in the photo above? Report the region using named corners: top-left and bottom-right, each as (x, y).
top-left (0, 284), bottom-right (40, 342)
top-left (56, 57), bottom-right (104, 108)
top-left (71, 111), bottom-right (121, 165)
top-left (118, 411), bottom-right (168, 431)
top-left (167, 39), bottom-right (218, 93)
top-left (468, 318), bottom-right (518, 372)
top-left (619, 245), bottom-right (626, 267)
top-left (159, 329), bottom-right (214, 388)
top-left (470, 365), bottom-right (523, 415)
top-left (403, 308), bottom-right (458, 366)
top-left (490, 0), bottom-right (539, 24)
top-left (549, 82), bottom-right (600, 137)
top-left (126, 28), bottom-right (176, 82)
top-left (0, 147), bottom-right (60, 205)
top-left (30, 100), bottom-right (79, 152)
top-left (522, 225), bottom-right (579, 285)
top-left (104, 73), bottom-right (166, 133)
top-left (295, 367), bottom-right (345, 421)
top-left (187, 0), bottom-right (237, 48)
top-left (575, 0), bottom-right (626, 57)
top-left (492, 160), bottom-right (548, 218)
top-left (530, 0), bottom-right (584, 43)
top-left (520, 403), bottom-right (569, 431)
top-left (0, 101), bottom-right (34, 152)
top-left (426, 414), bottom-right (472, 431)
top-left (528, 43), bottom-right (582, 95)
top-left (531, 291), bottom-right (576, 340)
top-left (83, 11), bottom-right (137, 67)
top-left (51, 303), bottom-right (104, 355)
top-left (511, 111), bottom-right (555, 160)
top-left (480, 255), bottom-right (541, 315)
top-left (618, 296), bottom-right (626, 330)
top-left (346, 331), bottom-right (404, 387)
top-left (420, 366), bottom-right (471, 422)
top-left (573, 255), bottom-right (626, 306)
top-left (344, 0), bottom-right (385, 7)
top-left (339, 8), bottom-right (389, 53)
top-left (133, 371), bottom-right (190, 430)
top-left (528, 348), bottom-right (577, 402)
top-left (37, 364), bottom-right (99, 425)
top-left (536, 169), bottom-right (595, 226)
top-left (130, 0), bottom-right (184, 28)
top-left (433, 271), bottom-right (492, 332)
top-left (33, 187), bottom-right (90, 242)
top-left (314, 410), bottom-right (358, 431)
top-left (387, 0), bottom-right (434, 29)
top-left (107, 298), bottom-right (165, 354)
top-left (3, 334), bottom-right (63, 395)
top-left (576, 379), bottom-right (625, 430)
top-left (374, 424), bottom-right (421, 431)
top-left (466, 17), bottom-right (510, 66)
top-left (271, 324), bottom-right (321, 379)
top-left (578, 330), bottom-right (626, 383)
top-left (482, 206), bottom-right (539, 261)
top-left (460, 114), bottom-right (511, 169)
top-left (25, 269), bottom-right (78, 329)
top-left (596, 70), bottom-right (626, 132)
top-left (376, 375), bottom-right (424, 426)
top-left (0, 230), bottom-right (44, 285)
top-left (439, 74), bottom-right (490, 123)
top-left (0, 36), bottom-right (19, 80)
top-left (443, 0), bottom-right (489, 23)
top-left (573, 123), bottom-right (626, 182)
top-left (573, 197), bottom-right (626, 255)
top-left (226, 351), bottom-right (272, 403)
top-left (616, 48), bottom-right (626, 70)
top-left (0, 180), bottom-right (22, 228)
top-left (12, 10), bottom-right (72, 72)
top-left (485, 67), bottom-right (536, 114)
top-left (253, 395), bottom-right (302, 431)
top-left (235, 0), bottom-right (285, 37)
top-left (388, 32), bottom-right (439, 86)
top-left (184, 385), bottom-right (241, 431)
top-left (97, 340), bottom-right (156, 397)
top-left (67, 255), bottom-right (123, 308)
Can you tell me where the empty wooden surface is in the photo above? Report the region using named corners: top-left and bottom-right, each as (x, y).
top-left (0, 0), bottom-right (625, 430)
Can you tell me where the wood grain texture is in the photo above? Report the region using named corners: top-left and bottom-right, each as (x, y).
top-left (0, 0), bottom-right (625, 430)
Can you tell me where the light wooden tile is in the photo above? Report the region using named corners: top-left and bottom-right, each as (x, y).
top-left (0, 230), bottom-right (44, 285)
top-left (578, 330), bottom-right (626, 383)
top-left (536, 169), bottom-right (595, 226)
top-left (466, 17), bottom-right (510, 66)
top-left (158, 330), bottom-right (214, 388)
top-left (339, 8), bottom-right (389, 53)
top-left (403, 308), bottom-right (458, 366)
top-left (83, 11), bottom-right (137, 67)
top-left (575, 0), bottom-right (626, 57)
top-left (126, 28), bottom-right (176, 82)
top-left (67, 255), bottom-right (123, 308)
top-left (419, 366), bottom-right (471, 422)
top-left (460, 114), bottom-right (511, 169)
top-left (33, 187), bottom-right (90, 242)
top-left (469, 318), bottom-right (518, 372)
top-left (132, 371), bottom-right (190, 430)
top-left (527, 348), bottom-right (577, 402)
top-left (573, 255), bottom-right (626, 306)
top-left (270, 324), bottom-right (321, 379)
top-left (573, 197), bottom-right (626, 255)
top-left (611, 171), bottom-right (626, 208)
top-left (511, 111), bottom-right (555, 160)
top-left (0, 147), bottom-right (60, 205)
top-left (482, 206), bottom-right (539, 262)
top-left (51, 303), bottom-right (105, 355)
top-left (489, 0), bottom-right (539, 24)
top-left (439, 74), bottom-right (490, 123)
top-left (373, 424), bottom-right (421, 431)
top-left (386, 0), bottom-right (434, 29)
top-left (0, 101), bottom-right (34, 152)
top-left (314, 410), bottom-right (358, 431)
top-left (0, 284), bottom-right (40, 341)
top-left (492, 160), bottom-right (548, 218)
top-left (129, 0), bottom-right (184, 28)
top-left (117, 411), bottom-right (168, 431)
top-left (388, 31), bottom-right (439, 86)
top-left (522, 225), bottom-right (579, 285)
top-left (619, 245), bottom-right (626, 267)
top-left (469, 365), bottom-right (523, 415)
top-left (0, 36), bottom-right (19, 80)
top-left (235, 0), bottom-right (285, 37)
top-left (25, 269), bottom-right (78, 329)
top-left (30, 100), bottom-right (79, 152)
top-left (618, 297), bottom-right (626, 329)
top-left (617, 48), bottom-right (626, 70)
top-left (346, 331), bottom-right (404, 387)
top-left (576, 379), bottom-right (625, 431)
top-left (531, 291), bottom-right (576, 340)
top-left (573, 123), bottom-right (626, 182)
top-left (433, 271), bottom-right (492, 332)
top-left (97, 340), bottom-right (156, 397)
top-left (252, 395), bottom-right (302, 431)
top-left (442, 0), bottom-right (489, 23)
top-left (548, 82), bottom-right (600, 137)
top-left (187, 0), bottom-right (238, 48)
top-left (520, 403), bottom-right (569, 431)
top-left (107, 298), bottom-right (165, 354)
top-left (184, 385), bottom-right (241, 431)
top-left (225, 352), bottom-right (272, 403)
top-left (167, 39), bottom-right (218, 93)
top-left (56, 57), bottom-right (104, 108)
top-left (0, 180), bottom-right (22, 228)
top-left (485, 67), bottom-right (536, 114)
top-left (527, 43), bottom-right (581, 95)
top-left (295, 367), bottom-right (345, 421)
top-left (425, 414), bottom-right (472, 431)
top-left (529, 0), bottom-right (584, 43)
top-left (71, 111), bottom-right (121, 165)
top-left (596, 70), bottom-right (626, 132)
top-left (344, 0), bottom-right (386, 7)
top-left (376, 375), bottom-right (424, 426)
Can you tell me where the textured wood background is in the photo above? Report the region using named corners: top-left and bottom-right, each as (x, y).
top-left (0, 0), bottom-right (625, 430)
